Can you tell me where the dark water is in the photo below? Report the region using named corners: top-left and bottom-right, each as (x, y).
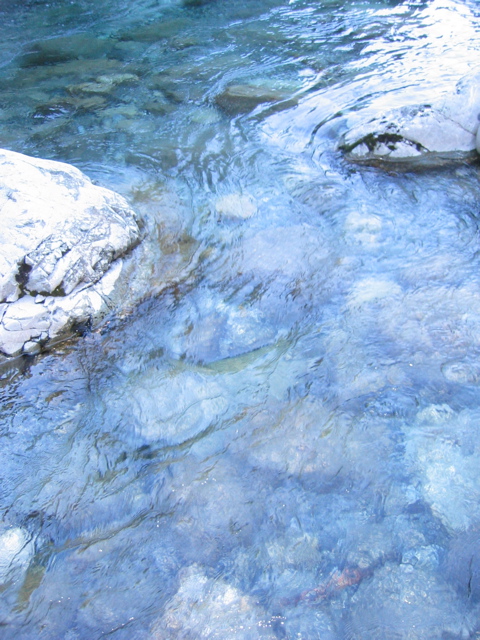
top-left (1, 0), bottom-right (480, 637)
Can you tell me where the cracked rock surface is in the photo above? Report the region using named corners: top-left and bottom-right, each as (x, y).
top-left (0, 148), bottom-right (141, 357)
top-left (340, 69), bottom-right (480, 162)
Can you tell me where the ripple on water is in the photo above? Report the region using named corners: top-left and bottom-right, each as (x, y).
top-left (2, 0), bottom-right (480, 637)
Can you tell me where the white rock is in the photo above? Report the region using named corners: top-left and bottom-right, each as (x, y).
top-left (0, 527), bottom-right (33, 583)
top-left (341, 69), bottom-right (480, 161)
top-left (0, 149), bottom-right (141, 357)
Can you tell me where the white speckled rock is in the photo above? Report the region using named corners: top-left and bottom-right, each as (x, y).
top-left (0, 148), bottom-right (141, 357)
top-left (341, 69), bottom-right (480, 161)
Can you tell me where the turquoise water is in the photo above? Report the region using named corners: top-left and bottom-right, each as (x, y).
top-left (2, 0), bottom-right (480, 637)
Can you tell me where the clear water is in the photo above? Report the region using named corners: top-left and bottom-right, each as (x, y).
top-left (1, 0), bottom-right (480, 637)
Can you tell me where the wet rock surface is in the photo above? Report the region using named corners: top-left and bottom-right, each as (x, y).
top-left (0, 148), bottom-right (141, 357)
top-left (340, 69), bottom-right (480, 163)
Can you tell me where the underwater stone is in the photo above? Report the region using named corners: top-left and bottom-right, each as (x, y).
top-left (151, 564), bottom-right (277, 639)
top-left (0, 148), bottom-right (141, 357)
top-left (18, 35), bottom-right (115, 68)
top-left (406, 405), bottom-right (480, 532)
top-left (238, 223), bottom-right (331, 279)
top-left (215, 84), bottom-right (287, 115)
top-left (126, 368), bottom-right (228, 443)
top-left (118, 17), bottom-right (190, 44)
top-left (216, 193), bottom-right (257, 220)
top-left (67, 73), bottom-right (138, 95)
top-left (348, 562), bottom-right (474, 639)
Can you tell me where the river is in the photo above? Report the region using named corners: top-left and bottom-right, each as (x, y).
top-left (1, 0), bottom-right (480, 637)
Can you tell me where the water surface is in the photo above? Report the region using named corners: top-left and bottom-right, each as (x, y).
top-left (1, 0), bottom-right (480, 637)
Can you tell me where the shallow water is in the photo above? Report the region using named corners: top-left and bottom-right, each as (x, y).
top-left (2, 0), bottom-right (480, 637)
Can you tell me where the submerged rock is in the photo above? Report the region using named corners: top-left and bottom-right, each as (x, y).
top-left (216, 193), bottom-right (257, 220)
top-left (445, 528), bottom-right (480, 603)
top-left (215, 83), bottom-right (288, 115)
top-left (151, 564), bottom-right (277, 639)
top-left (67, 73), bottom-right (138, 96)
top-left (348, 562), bottom-right (474, 640)
top-left (340, 69), bottom-right (480, 162)
top-left (0, 148), bottom-right (141, 357)
top-left (126, 368), bottom-right (228, 443)
top-left (18, 34), bottom-right (115, 68)
top-left (406, 405), bottom-right (480, 532)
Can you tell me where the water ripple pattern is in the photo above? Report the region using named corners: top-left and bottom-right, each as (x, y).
top-left (1, 0), bottom-right (480, 638)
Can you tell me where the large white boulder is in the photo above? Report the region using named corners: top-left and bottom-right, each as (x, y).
top-left (0, 148), bottom-right (141, 357)
top-left (340, 69), bottom-right (480, 162)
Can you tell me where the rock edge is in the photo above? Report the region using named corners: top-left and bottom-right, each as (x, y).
top-left (0, 148), bottom-right (141, 358)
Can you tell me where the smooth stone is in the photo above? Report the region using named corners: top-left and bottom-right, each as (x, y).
top-left (102, 104), bottom-right (139, 118)
top-left (67, 73), bottom-right (138, 95)
top-left (119, 17), bottom-right (190, 44)
top-left (215, 84), bottom-right (288, 115)
top-left (18, 35), bottom-right (114, 68)
top-left (347, 278), bottom-right (402, 309)
top-left (238, 223), bottom-right (331, 279)
top-left (143, 96), bottom-right (175, 116)
top-left (125, 368), bottom-right (228, 443)
top-left (0, 149), bottom-right (141, 357)
top-left (15, 59), bottom-right (122, 85)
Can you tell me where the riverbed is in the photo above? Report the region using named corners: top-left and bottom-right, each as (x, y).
top-left (1, 0), bottom-right (480, 637)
